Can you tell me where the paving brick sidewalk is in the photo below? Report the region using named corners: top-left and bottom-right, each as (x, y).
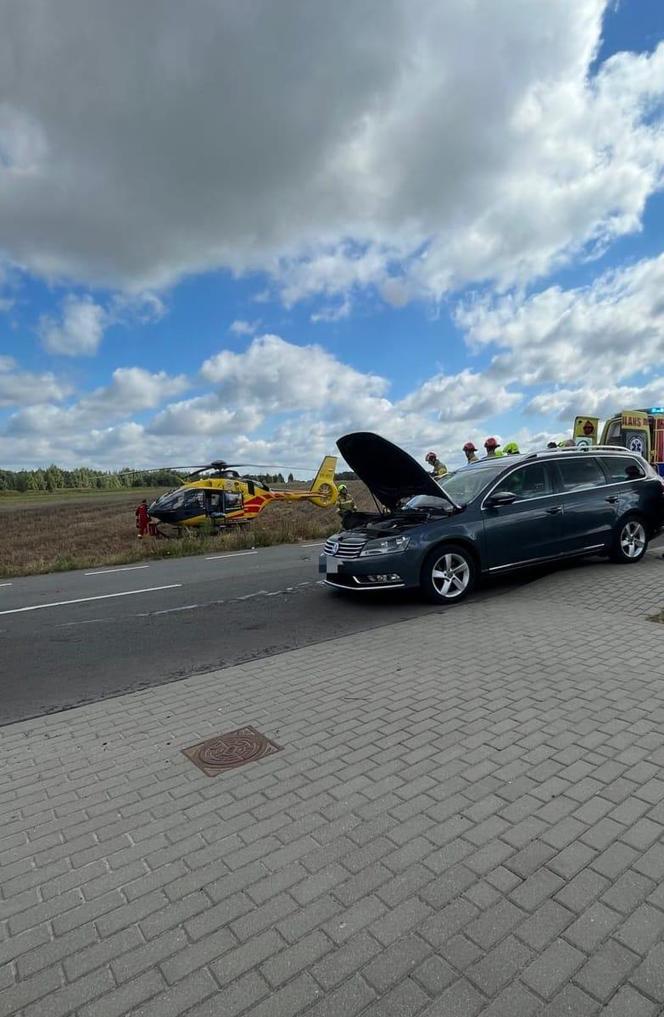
top-left (2, 551), bottom-right (664, 1016)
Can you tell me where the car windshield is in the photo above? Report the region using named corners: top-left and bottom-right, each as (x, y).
top-left (402, 494), bottom-right (450, 511)
top-left (435, 462), bottom-right (507, 504)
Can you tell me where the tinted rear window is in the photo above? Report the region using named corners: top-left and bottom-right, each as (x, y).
top-left (600, 456), bottom-right (645, 482)
top-left (557, 457), bottom-right (605, 491)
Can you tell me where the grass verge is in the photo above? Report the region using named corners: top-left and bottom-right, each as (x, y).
top-left (0, 483), bottom-right (372, 578)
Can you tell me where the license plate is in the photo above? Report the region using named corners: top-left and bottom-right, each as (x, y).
top-left (326, 555), bottom-right (339, 574)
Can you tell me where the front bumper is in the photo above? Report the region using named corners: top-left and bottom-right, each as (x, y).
top-left (318, 551), bottom-right (419, 591)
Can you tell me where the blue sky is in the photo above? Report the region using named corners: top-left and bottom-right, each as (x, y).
top-left (1, 0), bottom-right (664, 473)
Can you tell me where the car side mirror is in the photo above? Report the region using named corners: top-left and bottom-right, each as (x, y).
top-left (486, 491), bottom-right (517, 507)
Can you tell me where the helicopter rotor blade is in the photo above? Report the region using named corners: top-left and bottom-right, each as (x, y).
top-left (118, 460), bottom-right (325, 477)
top-left (221, 463), bottom-right (319, 472)
top-left (117, 465), bottom-right (209, 476)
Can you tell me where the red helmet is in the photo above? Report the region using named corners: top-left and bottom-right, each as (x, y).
top-left (484, 437), bottom-right (500, 449)
top-left (463, 442), bottom-right (477, 452)
top-left (425, 451), bottom-right (437, 463)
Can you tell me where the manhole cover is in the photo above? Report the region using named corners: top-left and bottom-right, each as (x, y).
top-left (182, 726), bottom-right (282, 777)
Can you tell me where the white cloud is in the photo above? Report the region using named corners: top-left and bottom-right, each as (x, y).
top-left (7, 367), bottom-right (189, 435)
top-left (39, 295), bottom-right (106, 356)
top-left (0, 356), bottom-right (72, 407)
top-left (527, 379), bottom-right (664, 422)
top-left (457, 252), bottom-right (664, 387)
top-left (148, 395), bottom-right (262, 436)
top-left (310, 298), bottom-right (352, 324)
top-left (88, 367), bottom-right (189, 415)
top-left (201, 333), bottom-right (388, 412)
top-left (1, 334), bottom-right (522, 470)
top-left (399, 369), bottom-right (522, 422)
top-left (229, 320), bottom-right (260, 336)
top-left (111, 291), bottom-right (166, 325)
top-left (1, 1), bottom-right (662, 307)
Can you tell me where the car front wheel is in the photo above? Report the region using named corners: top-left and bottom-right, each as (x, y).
top-left (420, 544), bottom-right (476, 604)
top-left (610, 515), bottom-right (648, 564)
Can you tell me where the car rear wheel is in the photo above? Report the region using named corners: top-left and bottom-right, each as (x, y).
top-left (420, 544), bottom-right (476, 604)
top-left (610, 515), bottom-right (648, 564)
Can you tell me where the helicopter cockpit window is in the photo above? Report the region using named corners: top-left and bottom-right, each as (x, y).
top-left (158, 490), bottom-right (186, 511)
top-left (224, 491), bottom-right (243, 513)
top-left (183, 490), bottom-right (205, 510)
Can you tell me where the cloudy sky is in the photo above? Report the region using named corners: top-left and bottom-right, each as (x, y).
top-left (1, 0), bottom-right (664, 473)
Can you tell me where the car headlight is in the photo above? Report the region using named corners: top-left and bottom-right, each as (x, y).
top-left (359, 535), bottom-right (410, 557)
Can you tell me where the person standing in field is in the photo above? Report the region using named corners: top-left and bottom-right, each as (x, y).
top-left (135, 499), bottom-right (150, 538)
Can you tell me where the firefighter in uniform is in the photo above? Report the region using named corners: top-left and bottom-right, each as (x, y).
top-left (463, 442), bottom-right (479, 463)
top-left (483, 437), bottom-right (504, 458)
top-left (336, 484), bottom-right (356, 524)
top-left (425, 451), bottom-right (448, 478)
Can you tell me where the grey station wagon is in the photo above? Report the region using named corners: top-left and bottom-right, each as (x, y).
top-left (320, 432), bottom-right (664, 604)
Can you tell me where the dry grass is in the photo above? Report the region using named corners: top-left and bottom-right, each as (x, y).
top-left (0, 482), bottom-right (374, 578)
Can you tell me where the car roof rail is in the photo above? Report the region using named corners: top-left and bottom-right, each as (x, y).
top-left (522, 444), bottom-right (637, 461)
top-left (578, 444), bottom-right (637, 453)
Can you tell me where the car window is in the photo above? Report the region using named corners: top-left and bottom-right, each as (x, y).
top-left (557, 457), bottom-right (605, 491)
top-left (600, 456), bottom-right (645, 483)
top-left (492, 463), bottom-right (550, 500)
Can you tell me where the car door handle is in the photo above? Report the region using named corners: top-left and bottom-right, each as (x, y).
top-left (545, 505), bottom-right (562, 514)
top-left (605, 496), bottom-right (618, 503)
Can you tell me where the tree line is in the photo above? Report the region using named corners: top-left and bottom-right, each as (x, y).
top-left (0, 465), bottom-right (357, 493)
top-left (0, 467), bottom-right (332, 492)
top-left (0, 466), bottom-right (183, 492)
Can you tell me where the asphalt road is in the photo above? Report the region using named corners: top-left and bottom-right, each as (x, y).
top-left (0, 542), bottom-right (443, 726)
top-left (2, 538), bottom-right (661, 726)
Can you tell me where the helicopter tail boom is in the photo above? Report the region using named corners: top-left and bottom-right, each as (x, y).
top-left (267, 456), bottom-right (338, 507)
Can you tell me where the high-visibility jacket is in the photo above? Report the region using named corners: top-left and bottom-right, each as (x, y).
top-left (337, 493), bottom-right (357, 515)
top-left (430, 458), bottom-right (448, 478)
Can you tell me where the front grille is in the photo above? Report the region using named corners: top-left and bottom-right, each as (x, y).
top-left (323, 535), bottom-right (366, 559)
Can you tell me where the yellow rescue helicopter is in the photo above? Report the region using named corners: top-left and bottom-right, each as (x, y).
top-left (126, 457), bottom-right (338, 534)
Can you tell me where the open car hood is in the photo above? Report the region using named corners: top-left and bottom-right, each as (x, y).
top-left (337, 432), bottom-right (450, 510)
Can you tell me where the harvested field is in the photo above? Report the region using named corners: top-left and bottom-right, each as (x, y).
top-left (0, 482), bottom-right (373, 577)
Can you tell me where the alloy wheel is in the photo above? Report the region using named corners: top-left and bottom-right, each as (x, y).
top-left (620, 520), bottom-right (646, 559)
top-left (431, 552), bottom-right (470, 599)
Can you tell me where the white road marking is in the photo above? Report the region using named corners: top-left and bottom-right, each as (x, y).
top-left (85, 565), bottom-right (150, 576)
top-left (0, 585), bottom-right (182, 616)
top-left (0, 583), bottom-right (13, 587)
top-left (205, 550), bottom-right (258, 561)
top-left (151, 604), bottom-right (199, 616)
top-left (55, 617), bottom-right (114, 628)
top-left (301, 542), bottom-right (325, 547)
